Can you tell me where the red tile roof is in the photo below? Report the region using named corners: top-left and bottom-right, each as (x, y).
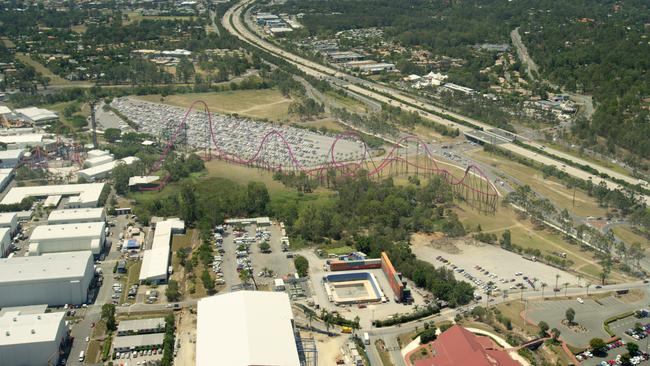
top-left (414, 325), bottom-right (520, 366)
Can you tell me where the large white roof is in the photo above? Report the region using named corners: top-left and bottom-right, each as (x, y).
top-left (0, 212), bottom-right (17, 225)
top-left (0, 133), bottom-right (45, 145)
top-left (0, 149), bottom-right (24, 160)
top-left (48, 207), bottom-right (105, 223)
top-left (77, 156), bottom-right (139, 179)
top-left (0, 106), bottom-right (12, 115)
top-left (139, 219), bottom-right (184, 282)
top-left (0, 183), bottom-right (105, 206)
top-left (14, 107), bottom-right (58, 122)
top-left (30, 222), bottom-right (105, 242)
top-left (196, 291), bottom-right (300, 366)
top-left (0, 310), bottom-right (64, 345)
top-left (0, 251), bottom-right (92, 285)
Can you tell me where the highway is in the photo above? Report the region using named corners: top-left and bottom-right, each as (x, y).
top-left (222, 0), bottom-right (649, 204)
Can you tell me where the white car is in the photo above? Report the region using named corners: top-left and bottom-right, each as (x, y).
top-left (577, 297), bottom-right (584, 304)
top-left (85, 336), bottom-right (90, 342)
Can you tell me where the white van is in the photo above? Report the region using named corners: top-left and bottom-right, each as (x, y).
top-left (78, 351), bottom-right (85, 362)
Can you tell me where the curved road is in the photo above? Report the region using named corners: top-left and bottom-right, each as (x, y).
top-left (222, 0), bottom-right (648, 205)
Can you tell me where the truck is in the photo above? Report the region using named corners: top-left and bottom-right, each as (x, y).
top-left (363, 332), bottom-right (370, 345)
top-left (78, 351), bottom-right (85, 362)
top-left (341, 326), bottom-right (352, 334)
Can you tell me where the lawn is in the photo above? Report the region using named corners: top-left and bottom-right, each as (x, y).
top-left (124, 12), bottom-right (194, 24)
top-left (542, 141), bottom-right (633, 178)
top-left (324, 90), bottom-right (368, 114)
top-left (119, 261), bottom-right (142, 304)
top-left (495, 300), bottom-right (539, 336)
top-left (468, 149), bottom-right (608, 218)
top-left (136, 89), bottom-right (295, 122)
top-left (374, 339), bottom-right (395, 366)
top-left (44, 100), bottom-right (90, 130)
top-left (15, 53), bottom-right (74, 86)
top-left (612, 225), bottom-right (648, 247)
top-left (325, 245), bottom-right (356, 256)
top-left (85, 340), bottom-right (102, 364)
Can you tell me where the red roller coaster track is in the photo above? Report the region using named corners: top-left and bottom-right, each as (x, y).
top-left (147, 100), bottom-right (499, 212)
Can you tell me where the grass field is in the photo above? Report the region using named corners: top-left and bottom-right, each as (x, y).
top-left (125, 12), bottom-right (194, 24)
top-left (15, 53), bottom-right (74, 86)
top-left (44, 100), bottom-right (90, 130)
top-left (612, 225), bottom-right (648, 247)
top-left (324, 90), bottom-right (368, 114)
top-left (468, 149), bottom-right (608, 218)
top-left (495, 300), bottom-right (538, 335)
top-left (1, 37), bottom-right (15, 48)
top-left (136, 89), bottom-right (295, 122)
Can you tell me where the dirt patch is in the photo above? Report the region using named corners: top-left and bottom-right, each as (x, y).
top-left (174, 309), bottom-right (197, 366)
top-left (561, 320), bottom-right (588, 333)
top-left (411, 232), bottom-right (464, 254)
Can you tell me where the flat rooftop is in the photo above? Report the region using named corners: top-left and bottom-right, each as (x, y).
top-left (0, 310), bottom-right (64, 346)
top-left (30, 222), bottom-right (105, 241)
top-left (48, 207), bottom-right (105, 222)
top-left (0, 183), bottom-right (106, 206)
top-left (0, 251), bottom-right (92, 285)
top-left (113, 333), bottom-right (165, 350)
top-left (117, 317), bottom-right (165, 334)
top-left (197, 291), bottom-right (300, 366)
top-left (0, 212), bottom-right (17, 225)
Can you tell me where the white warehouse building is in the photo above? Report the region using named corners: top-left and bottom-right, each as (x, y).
top-left (0, 227), bottom-right (11, 257)
top-left (48, 207), bottom-right (106, 225)
top-left (139, 219), bottom-right (185, 284)
top-left (0, 308), bottom-right (67, 366)
top-left (197, 291), bottom-right (301, 366)
top-left (0, 251), bottom-right (94, 307)
top-left (0, 212), bottom-right (18, 235)
top-left (0, 183), bottom-right (106, 208)
top-left (77, 156), bottom-right (140, 182)
top-left (28, 222), bottom-right (106, 256)
top-left (0, 149), bottom-right (24, 168)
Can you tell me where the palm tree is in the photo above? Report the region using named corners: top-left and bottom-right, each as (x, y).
top-left (555, 274), bottom-right (560, 296)
top-left (324, 317), bottom-right (332, 336)
top-left (564, 282), bottom-right (569, 297)
top-left (353, 316), bottom-right (360, 336)
top-left (306, 309), bottom-right (315, 330)
top-left (586, 283), bottom-right (591, 296)
top-left (541, 283), bottom-right (547, 298)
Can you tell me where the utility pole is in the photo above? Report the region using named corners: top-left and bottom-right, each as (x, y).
top-left (89, 100), bottom-right (98, 148)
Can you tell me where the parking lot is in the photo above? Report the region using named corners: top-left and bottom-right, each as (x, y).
top-left (411, 240), bottom-right (579, 296)
top-left (526, 292), bottom-right (650, 349)
top-left (217, 221), bottom-right (295, 292)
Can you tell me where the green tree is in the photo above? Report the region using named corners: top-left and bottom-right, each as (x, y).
top-left (589, 338), bottom-right (606, 354)
top-left (538, 321), bottom-right (549, 337)
top-left (259, 241), bottom-right (271, 253)
top-left (551, 328), bottom-right (561, 341)
top-left (165, 279), bottom-right (181, 301)
top-left (101, 303), bottom-right (116, 331)
top-left (566, 308), bottom-right (576, 324)
top-left (294, 255), bottom-right (309, 277)
top-left (500, 229), bottom-right (512, 249)
top-left (104, 128), bottom-right (121, 143)
top-left (627, 342), bottom-right (639, 356)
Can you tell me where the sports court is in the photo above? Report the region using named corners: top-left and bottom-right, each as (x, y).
top-left (324, 272), bottom-right (384, 304)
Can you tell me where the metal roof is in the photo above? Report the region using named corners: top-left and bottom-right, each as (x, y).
top-left (0, 251), bottom-right (92, 285)
top-left (117, 317), bottom-right (165, 334)
top-left (0, 310), bottom-right (64, 346)
top-left (30, 222), bottom-right (105, 242)
top-left (196, 291), bottom-right (300, 366)
top-left (48, 207), bottom-right (105, 223)
top-left (0, 183), bottom-right (106, 206)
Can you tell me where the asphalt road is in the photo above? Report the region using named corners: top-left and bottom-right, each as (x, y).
top-left (222, 0), bottom-right (648, 205)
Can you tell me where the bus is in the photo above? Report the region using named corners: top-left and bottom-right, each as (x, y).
top-left (363, 332), bottom-right (370, 345)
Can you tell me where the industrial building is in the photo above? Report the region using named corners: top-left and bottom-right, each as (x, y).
top-left (0, 133), bottom-right (52, 150)
top-left (0, 211), bottom-right (18, 235)
top-left (14, 107), bottom-right (58, 125)
top-left (196, 291), bottom-right (301, 366)
top-left (128, 175), bottom-right (160, 190)
top-left (0, 251), bottom-right (94, 307)
top-left (1, 183), bottom-right (106, 208)
top-left (117, 318), bottom-right (165, 336)
top-left (0, 308), bottom-right (67, 366)
top-left (86, 149), bottom-right (110, 159)
top-left (47, 207), bottom-right (106, 225)
top-left (0, 149), bottom-right (24, 168)
top-left (84, 154), bottom-right (114, 168)
top-left (77, 156), bottom-right (140, 182)
top-left (139, 219), bottom-right (185, 284)
top-left (0, 169), bottom-right (12, 192)
top-left (113, 334), bottom-right (164, 353)
top-left (28, 221), bottom-right (106, 256)
top-left (0, 227), bottom-right (11, 257)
